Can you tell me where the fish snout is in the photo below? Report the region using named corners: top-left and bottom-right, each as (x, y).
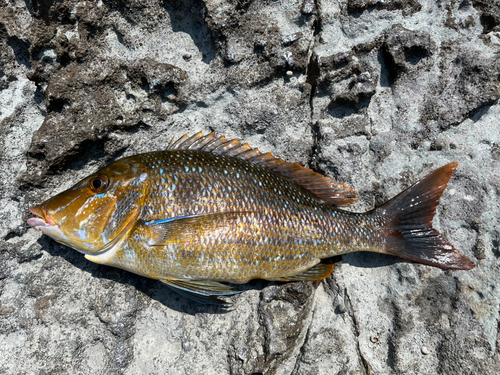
top-left (27, 204), bottom-right (73, 247)
top-left (29, 205), bottom-right (44, 218)
top-left (28, 205), bottom-right (56, 228)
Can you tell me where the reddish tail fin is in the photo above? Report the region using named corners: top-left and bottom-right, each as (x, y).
top-left (376, 163), bottom-right (474, 270)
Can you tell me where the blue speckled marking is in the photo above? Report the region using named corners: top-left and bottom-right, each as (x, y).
top-left (145, 213), bottom-right (204, 226)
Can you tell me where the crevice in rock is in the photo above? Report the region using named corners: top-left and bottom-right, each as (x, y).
top-left (378, 43), bottom-right (398, 87)
top-left (290, 306), bottom-right (314, 374)
top-left (255, 282), bottom-right (315, 374)
top-left (7, 35), bottom-right (31, 69)
top-left (4, 231), bottom-right (20, 241)
top-left (305, 52), bottom-right (325, 175)
top-left (345, 288), bottom-right (371, 375)
top-left (309, 121), bottom-right (327, 176)
top-left (312, 0), bottom-right (322, 36)
top-left (307, 52), bottom-right (324, 174)
top-left (306, 53), bottom-right (320, 110)
top-left (347, 0), bottom-right (422, 17)
top-left (385, 300), bottom-right (403, 371)
top-left (304, 0), bottom-right (323, 175)
top-left (495, 318), bottom-right (500, 358)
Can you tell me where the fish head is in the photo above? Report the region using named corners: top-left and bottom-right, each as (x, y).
top-left (27, 158), bottom-right (145, 254)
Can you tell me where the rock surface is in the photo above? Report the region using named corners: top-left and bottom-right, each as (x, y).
top-left (1, 0), bottom-right (499, 373)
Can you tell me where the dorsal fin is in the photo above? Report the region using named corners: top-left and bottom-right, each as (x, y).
top-left (166, 132), bottom-right (356, 206)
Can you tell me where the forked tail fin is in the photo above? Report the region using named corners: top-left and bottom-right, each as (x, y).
top-left (376, 163), bottom-right (474, 270)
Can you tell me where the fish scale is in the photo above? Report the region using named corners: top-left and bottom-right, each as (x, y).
top-left (99, 150), bottom-right (384, 283)
top-left (27, 132), bottom-right (474, 305)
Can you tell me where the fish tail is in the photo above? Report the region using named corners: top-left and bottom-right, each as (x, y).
top-left (375, 162), bottom-right (474, 270)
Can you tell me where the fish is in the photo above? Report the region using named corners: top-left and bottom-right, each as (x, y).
top-left (27, 132), bottom-right (475, 305)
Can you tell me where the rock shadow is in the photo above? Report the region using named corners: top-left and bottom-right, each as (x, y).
top-left (162, 0), bottom-right (216, 64)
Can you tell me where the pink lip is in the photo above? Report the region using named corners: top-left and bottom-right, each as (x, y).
top-left (28, 205), bottom-right (56, 229)
top-left (27, 217), bottom-right (54, 230)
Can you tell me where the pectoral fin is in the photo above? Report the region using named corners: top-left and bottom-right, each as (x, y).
top-left (141, 211), bottom-right (255, 246)
top-left (160, 278), bottom-right (241, 306)
top-left (271, 262), bottom-right (335, 282)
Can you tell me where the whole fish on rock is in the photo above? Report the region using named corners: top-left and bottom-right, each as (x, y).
top-left (27, 132), bottom-right (474, 305)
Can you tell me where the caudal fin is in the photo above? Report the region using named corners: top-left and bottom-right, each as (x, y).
top-left (376, 163), bottom-right (474, 270)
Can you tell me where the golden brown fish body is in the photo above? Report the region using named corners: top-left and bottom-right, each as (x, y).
top-left (89, 150), bottom-right (379, 283)
top-left (28, 132), bottom-right (474, 304)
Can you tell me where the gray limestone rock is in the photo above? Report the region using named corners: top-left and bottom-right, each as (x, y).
top-left (1, 0), bottom-right (499, 374)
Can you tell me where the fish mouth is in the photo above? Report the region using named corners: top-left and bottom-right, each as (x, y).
top-left (27, 205), bottom-right (56, 231)
top-left (27, 205), bottom-right (87, 254)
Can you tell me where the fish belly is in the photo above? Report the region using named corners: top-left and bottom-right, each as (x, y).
top-left (105, 211), bottom-right (324, 283)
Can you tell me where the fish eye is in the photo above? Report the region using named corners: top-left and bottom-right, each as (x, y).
top-left (89, 175), bottom-right (109, 193)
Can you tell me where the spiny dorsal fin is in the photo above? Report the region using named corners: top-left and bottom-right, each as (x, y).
top-left (166, 132), bottom-right (356, 206)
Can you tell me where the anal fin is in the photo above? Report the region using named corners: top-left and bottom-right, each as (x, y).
top-left (272, 263), bottom-right (335, 282)
top-left (160, 279), bottom-right (241, 306)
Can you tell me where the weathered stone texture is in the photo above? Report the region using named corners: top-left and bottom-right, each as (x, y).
top-left (1, 0), bottom-right (499, 374)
